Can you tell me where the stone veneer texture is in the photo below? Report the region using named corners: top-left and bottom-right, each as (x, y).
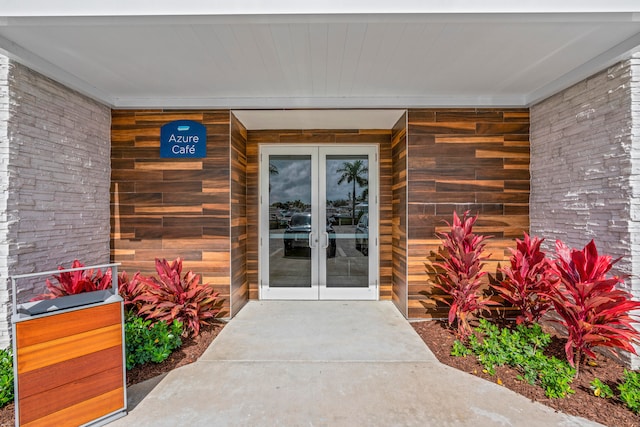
top-left (0, 56), bottom-right (9, 348)
top-left (531, 53), bottom-right (640, 368)
top-left (0, 57), bottom-right (111, 348)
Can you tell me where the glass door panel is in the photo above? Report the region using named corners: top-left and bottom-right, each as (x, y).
top-left (319, 146), bottom-right (377, 300)
top-left (268, 155), bottom-right (312, 288)
top-left (324, 154), bottom-right (369, 288)
top-left (260, 145), bottom-right (377, 300)
top-left (260, 147), bottom-right (318, 300)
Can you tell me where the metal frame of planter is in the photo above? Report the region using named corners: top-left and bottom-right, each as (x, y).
top-left (10, 263), bottom-right (126, 427)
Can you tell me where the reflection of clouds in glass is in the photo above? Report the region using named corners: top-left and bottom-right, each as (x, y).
top-left (327, 158), bottom-right (368, 202)
top-left (270, 158), bottom-right (312, 205)
top-left (268, 156), bottom-right (369, 205)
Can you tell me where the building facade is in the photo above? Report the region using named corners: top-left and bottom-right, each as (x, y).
top-left (1, 4), bottom-right (640, 367)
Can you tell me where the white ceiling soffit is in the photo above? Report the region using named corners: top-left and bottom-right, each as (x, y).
top-left (232, 109), bottom-right (406, 130)
top-left (0, 4), bottom-right (639, 108)
top-left (3, 1), bottom-right (640, 16)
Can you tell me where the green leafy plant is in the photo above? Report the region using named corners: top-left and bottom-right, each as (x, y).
top-left (619, 370), bottom-right (640, 414)
top-left (124, 313), bottom-right (183, 370)
top-left (460, 319), bottom-right (574, 398)
top-left (451, 339), bottom-right (471, 357)
top-left (428, 211), bottom-right (497, 341)
top-left (547, 240), bottom-right (640, 376)
top-left (134, 257), bottom-right (225, 337)
top-left (32, 260), bottom-right (113, 300)
top-left (534, 355), bottom-right (576, 399)
top-left (491, 233), bottom-right (557, 325)
top-left (0, 347), bottom-right (14, 408)
top-left (590, 378), bottom-right (614, 399)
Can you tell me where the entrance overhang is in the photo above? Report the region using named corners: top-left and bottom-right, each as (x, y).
top-left (232, 109), bottom-right (406, 130)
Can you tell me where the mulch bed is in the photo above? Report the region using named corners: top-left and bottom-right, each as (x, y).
top-left (0, 321), bottom-right (224, 427)
top-left (412, 319), bottom-right (640, 427)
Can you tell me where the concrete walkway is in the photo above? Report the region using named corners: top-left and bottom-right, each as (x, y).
top-left (109, 301), bottom-right (601, 426)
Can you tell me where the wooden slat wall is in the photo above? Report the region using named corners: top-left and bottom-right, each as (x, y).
top-left (230, 114), bottom-right (248, 316)
top-left (111, 110), bottom-right (232, 313)
top-left (391, 113), bottom-right (408, 316)
top-left (110, 108), bottom-right (528, 316)
top-left (407, 109), bottom-right (530, 319)
top-left (15, 302), bottom-right (124, 426)
top-left (246, 130), bottom-right (394, 300)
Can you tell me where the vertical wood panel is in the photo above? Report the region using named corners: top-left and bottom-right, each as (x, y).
top-left (111, 110), bottom-right (231, 313)
top-left (230, 114), bottom-right (249, 315)
top-left (406, 108), bottom-right (530, 318)
top-left (391, 112), bottom-right (408, 316)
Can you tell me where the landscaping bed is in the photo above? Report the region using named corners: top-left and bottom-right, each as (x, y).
top-left (0, 321), bottom-right (224, 426)
top-left (413, 319), bottom-right (640, 427)
top-left (2, 315), bottom-right (638, 426)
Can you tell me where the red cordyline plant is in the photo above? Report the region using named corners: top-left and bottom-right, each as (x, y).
top-left (118, 271), bottom-right (147, 313)
top-left (133, 257), bottom-right (224, 337)
top-left (32, 260), bottom-right (112, 300)
top-left (430, 211), bottom-right (498, 341)
top-left (547, 240), bottom-right (640, 377)
top-left (491, 233), bottom-right (557, 325)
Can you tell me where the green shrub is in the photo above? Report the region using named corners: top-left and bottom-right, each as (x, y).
top-left (124, 313), bottom-right (183, 370)
top-left (619, 370), bottom-right (640, 413)
top-left (451, 340), bottom-right (471, 357)
top-left (0, 347), bottom-right (14, 407)
top-left (590, 378), bottom-right (614, 399)
top-left (454, 319), bottom-right (575, 398)
top-left (535, 356), bottom-right (575, 398)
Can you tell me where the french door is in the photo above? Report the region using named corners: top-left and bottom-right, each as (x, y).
top-left (259, 145), bottom-right (378, 300)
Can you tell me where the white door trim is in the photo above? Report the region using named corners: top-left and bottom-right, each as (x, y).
top-left (258, 144), bottom-right (379, 301)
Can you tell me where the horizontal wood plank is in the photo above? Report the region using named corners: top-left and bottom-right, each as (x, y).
top-left (15, 302), bottom-right (121, 348)
top-left (19, 365), bottom-right (123, 425)
top-left (21, 387), bottom-right (124, 427)
top-left (18, 345), bottom-right (123, 399)
top-left (17, 324), bottom-right (122, 374)
top-left (407, 108), bottom-right (529, 318)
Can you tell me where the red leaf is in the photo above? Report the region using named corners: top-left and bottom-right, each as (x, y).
top-left (427, 211), bottom-right (494, 340)
top-left (125, 257), bottom-right (225, 337)
top-left (547, 240), bottom-right (640, 372)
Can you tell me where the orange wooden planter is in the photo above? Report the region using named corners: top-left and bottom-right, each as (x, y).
top-left (11, 267), bottom-right (127, 427)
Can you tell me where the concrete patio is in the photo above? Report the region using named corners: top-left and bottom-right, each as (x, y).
top-left (108, 301), bottom-right (601, 426)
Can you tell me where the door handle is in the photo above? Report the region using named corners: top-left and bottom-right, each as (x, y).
top-left (308, 232), bottom-right (316, 248)
top-left (321, 232), bottom-right (330, 249)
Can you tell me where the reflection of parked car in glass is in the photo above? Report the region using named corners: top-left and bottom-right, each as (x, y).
top-left (284, 213), bottom-right (336, 257)
top-left (279, 211), bottom-right (293, 227)
top-left (269, 208), bottom-right (281, 229)
top-left (355, 213), bottom-right (369, 255)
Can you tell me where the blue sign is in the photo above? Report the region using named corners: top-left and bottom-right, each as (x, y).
top-left (160, 120), bottom-right (207, 158)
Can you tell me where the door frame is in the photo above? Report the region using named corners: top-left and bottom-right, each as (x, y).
top-left (258, 144), bottom-right (379, 300)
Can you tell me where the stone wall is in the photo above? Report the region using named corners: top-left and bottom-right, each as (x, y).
top-left (0, 55), bottom-right (10, 347)
top-left (0, 59), bottom-right (111, 348)
top-left (530, 54), bottom-right (640, 368)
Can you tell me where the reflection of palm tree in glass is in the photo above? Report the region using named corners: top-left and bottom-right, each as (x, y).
top-left (269, 163), bottom-right (278, 194)
top-left (337, 160), bottom-right (368, 224)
